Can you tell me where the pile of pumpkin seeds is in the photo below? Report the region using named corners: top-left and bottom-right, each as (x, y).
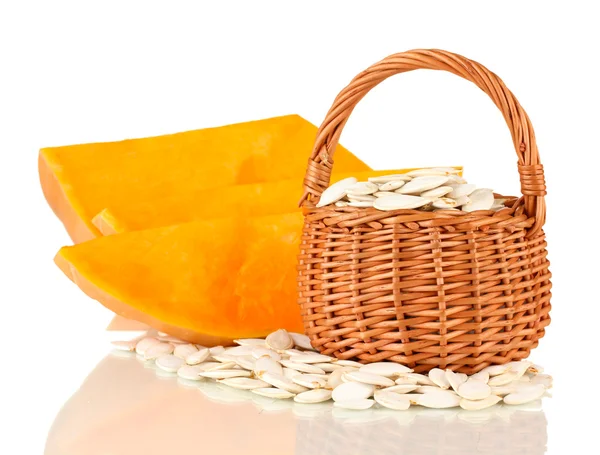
top-left (112, 328), bottom-right (552, 412)
top-left (316, 167), bottom-right (506, 212)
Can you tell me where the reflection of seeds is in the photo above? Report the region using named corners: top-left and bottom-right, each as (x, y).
top-left (217, 378), bottom-right (268, 390)
top-left (333, 399), bottom-right (374, 410)
top-left (199, 369), bottom-right (252, 379)
top-left (251, 388), bottom-right (295, 399)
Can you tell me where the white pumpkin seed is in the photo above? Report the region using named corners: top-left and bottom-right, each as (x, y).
top-left (233, 338), bottom-right (266, 347)
top-left (402, 373), bottom-right (435, 386)
top-left (394, 376), bottom-right (419, 385)
top-left (457, 379), bottom-right (492, 400)
top-left (506, 360), bottom-right (532, 379)
top-left (265, 329), bottom-right (294, 351)
top-left (374, 191), bottom-right (398, 197)
top-left (504, 384), bottom-right (546, 405)
top-left (199, 369), bottom-right (252, 379)
top-left (157, 335), bottom-right (186, 344)
top-left (251, 387), bottom-right (295, 399)
top-left (280, 360), bottom-right (326, 375)
top-left (195, 361), bottom-right (221, 371)
top-left (344, 371), bottom-right (395, 387)
top-left (530, 373), bottom-right (553, 388)
top-left (173, 344), bottom-right (198, 360)
top-left (421, 186), bottom-right (453, 198)
top-left (327, 369), bottom-right (347, 389)
top-left (447, 174), bottom-right (467, 184)
top-left (252, 347), bottom-right (281, 361)
top-left (211, 354), bottom-right (236, 364)
top-left (379, 180), bottom-right (406, 191)
top-left (374, 391), bottom-right (411, 410)
top-left (528, 363), bottom-right (545, 374)
top-left (380, 384), bottom-right (419, 394)
top-left (282, 367), bottom-right (300, 379)
top-left (289, 332), bottom-right (315, 351)
top-left (314, 363), bottom-right (344, 372)
top-left (111, 340), bottom-right (137, 352)
top-left (177, 365), bottom-right (205, 381)
top-left (289, 353), bottom-right (332, 364)
top-left (134, 337), bottom-right (160, 355)
top-left (415, 386), bottom-right (450, 394)
top-left (462, 188), bottom-right (494, 212)
top-left (333, 399), bottom-right (374, 410)
top-left (209, 346), bottom-right (225, 356)
top-left (432, 197), bottom-right (459, 209)
top-left (368, 174), bottom-right (412, 184)
top-left (234, 355), bottom-right (256, 371)
top-left (445, 369), bottom-right (467, 392)
top-left (470, 371), bottom-right (490, 383)
top-left (490, 385), bottom-right (516, 397)
top-left (224, 345), bottom-right (255, 356)
top-left (155, 354), bottom-right (184, 373)
top-left (481, 363), bottom-right (511, 376)
top-left (346, 181), bottom-right (379, 195)
top-left (454, 195), bottom-right (470, 206)
top-left (447, 184), bottom-right (476, 198)
top-left (261, 372), bottom-right (309, 394)
top-left (346, 193), bottom-right (376, 202)
top-left (292, 374), bottom-right (327, 389)
top-left (398, 176), bottom-right (449, 194)
top-left (488, 371), bottom-right (519, 386)
top-left (417, 391), bottom-right (461, 409)
top-left (144, 342), bottom-right (175, 360)
top-left (358, 362), bottom-right (413, 377)
top-left (373, 194), bottom-right (430, 210)
top-left (460, 395), bottom-right (502, 411)
top-left (335, 201), bottom-right (349, 207)
top-left (331, 381), bottom-right (375, 402)
top-left (283, 348), bottom-right (305, 356)
top-left (333, 360), bottom-right (363, 368)
top-left (316, 177), bottom-right (358, 207)
top-left (294, 389), bottom-right (332, 404)
top-left (217, 378), bottom-right (269, 390)
top-left (207, 361), bottom-right (237, 371)
top-left (186, 348), bottom-right (210, 365)
top-left (254, 357), bottom-right (283, 377)
top-left (428, 368), bottom-right (451, 389)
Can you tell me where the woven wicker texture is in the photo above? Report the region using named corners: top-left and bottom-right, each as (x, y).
top-left (297, 49), bottom-right (551, 374)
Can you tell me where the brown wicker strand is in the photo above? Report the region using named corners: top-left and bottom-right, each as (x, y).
top-left (297, 49), bottom-right (551, 374)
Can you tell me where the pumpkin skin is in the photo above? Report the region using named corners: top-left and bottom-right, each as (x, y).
top-left (89, 168), bottom-right (459, 235)
top-left (39, 114), bottom-right (368, 243)
top-left (55, 213), bottom-right (306, 344)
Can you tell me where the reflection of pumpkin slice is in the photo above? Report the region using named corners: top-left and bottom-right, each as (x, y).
top-left (55, 213), bottom-right (305, 345)
top-left (91, 167), bottom-right (462, 235)
top-left (45, 354), bottom-right (297, 455)
top-left (39, 114), bottom-right (369, 243)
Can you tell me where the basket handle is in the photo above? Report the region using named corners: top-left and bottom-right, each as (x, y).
top-left (300, 49), bottom-right (547, 235)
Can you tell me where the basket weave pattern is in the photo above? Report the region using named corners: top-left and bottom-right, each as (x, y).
top-left (297, 50), bottom-right (551, 374)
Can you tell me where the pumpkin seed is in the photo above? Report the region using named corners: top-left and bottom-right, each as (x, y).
top-left (332, 381), bottom-right (375, 402)
top-left (417, 391), bottom-right (461, 409)
top-left (155, 354), bottom-right (184, 373)
top-left (173, 344), bottom-right (198, 360)
top-left (134, 337), bottom-right (160, 355)
top-left (530, 373), bottom-right (553, 388)
top-left (481, 363), bottom-right (511, 376)
top-left (457, 379), bottom-right (492, 400)
top-left (470, 371), bottom-right (490, 383)
top-left (333, 359), bottom-right (363, 368)
top-left (347, 193), bottom-right (377, 202)
top-left (368, 174), bottom-right (412, 184)
top-left (333, 399), bottom-right (374, 410)
top-left (380, 384), bottom-right (419, 394)
top-left (421, 186), bottom-right (453, 198)
top-left (206, 361), bottom-right (238, 371)
top-left (252, 347), bottom-right (281, 361)
top-left (291, 374), bottom-right (327, 389)
top-left (282, 367), bottom-right (299, 379)
top-left (507, 360), bottom-right (532, 379)
top-left (265, 329), bottom-right (294, 351)
top-left (346, 181), bottom-right (379, 196)
top-left (217, 378), bottom-right (269, 390)
top-left (254, 357), bottom-right (283, 377)
top-left (294, 389), bottom-right (332, 404)
top-left (447, 183), bottom-right (476, 198)
top-left (316, 177), bottom-right (357, 207)
top-left (462, 188), bottom-right (494, 212)
top-left (432, 197), bottom-right (458, 209)
top-left (234, 338), bottom-right (266, 347)
top-left (177, 365), bottom-right (205, 381)
top-left (289, 353), bottom-right (332, 364)
top-left (209, 346), bottom-right (225, 356)
top-left (251, 387), bottom-right (295, 399)
top-left (460, 395), bottom-right (502, 411)
top-left (224, 345), bottom-right (255, 356)
top-left (233, 355), bottom-right (256, 371)
top-left (186, 348), bottom-right (210, 365)
top-left (144, 342), bottom-right (175, 361)
top-left (280, 360), bottom-right (326, 375)
top-left (504, 384), bottom-right (546, 405)
top-left (314, 362), bottom-right (344, 372)
top-left (261, 372), bottom-right (309, 394)
top-left (199, 369), bottom-right (252, 379)
top-left (398, 176), bottom-right (449, 194)
top-left (402, 373), bottom-right (435, 386)
top-left (374, 391), bottom-right (411, 410)
top-left (488, 371), bottom-right (519, 386)
top-left (379, 180), bottom-right (406, 191)
top-left (343, 371), bottom-right (395, 387)
top-left (358, 362), bottom-right (412, 377)
top-left (111, 340), bottom-right (137, 352)
top-left (374, 194), bottom-right (430, 210)
top-left (348, 200), bottom-right (374, 208)
top-left (445, 369), bottom-right (467, 392)
top-left (289, 332), bottom-right (315, 351)
top-left (428, 368), bottom-right (450, 389)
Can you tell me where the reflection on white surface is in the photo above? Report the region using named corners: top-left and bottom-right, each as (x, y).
top-left (45, 352), bottom-right (547, 455)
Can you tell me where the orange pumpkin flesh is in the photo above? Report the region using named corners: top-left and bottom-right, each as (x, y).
top-left (55, 213), bottom-right (305, 344)
top-left (39, 114), bottom-right (368, 243)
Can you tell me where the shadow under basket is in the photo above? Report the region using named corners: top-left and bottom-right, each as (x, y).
top-left (297, 49), bottom-right (551, 374)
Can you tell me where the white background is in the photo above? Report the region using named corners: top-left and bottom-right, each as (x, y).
top-left (1, 1), bottom-right (599, 453)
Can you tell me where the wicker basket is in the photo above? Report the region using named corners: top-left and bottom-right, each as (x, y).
top-left (297, 49), bottom-right (551, 374)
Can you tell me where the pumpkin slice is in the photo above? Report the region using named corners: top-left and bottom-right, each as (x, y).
top-left (40, 114), bottom-right (368, 243)
top-left (55, 213), bottom-right (306, 345)
top-left (90, 167), bottom-right (462, 235)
